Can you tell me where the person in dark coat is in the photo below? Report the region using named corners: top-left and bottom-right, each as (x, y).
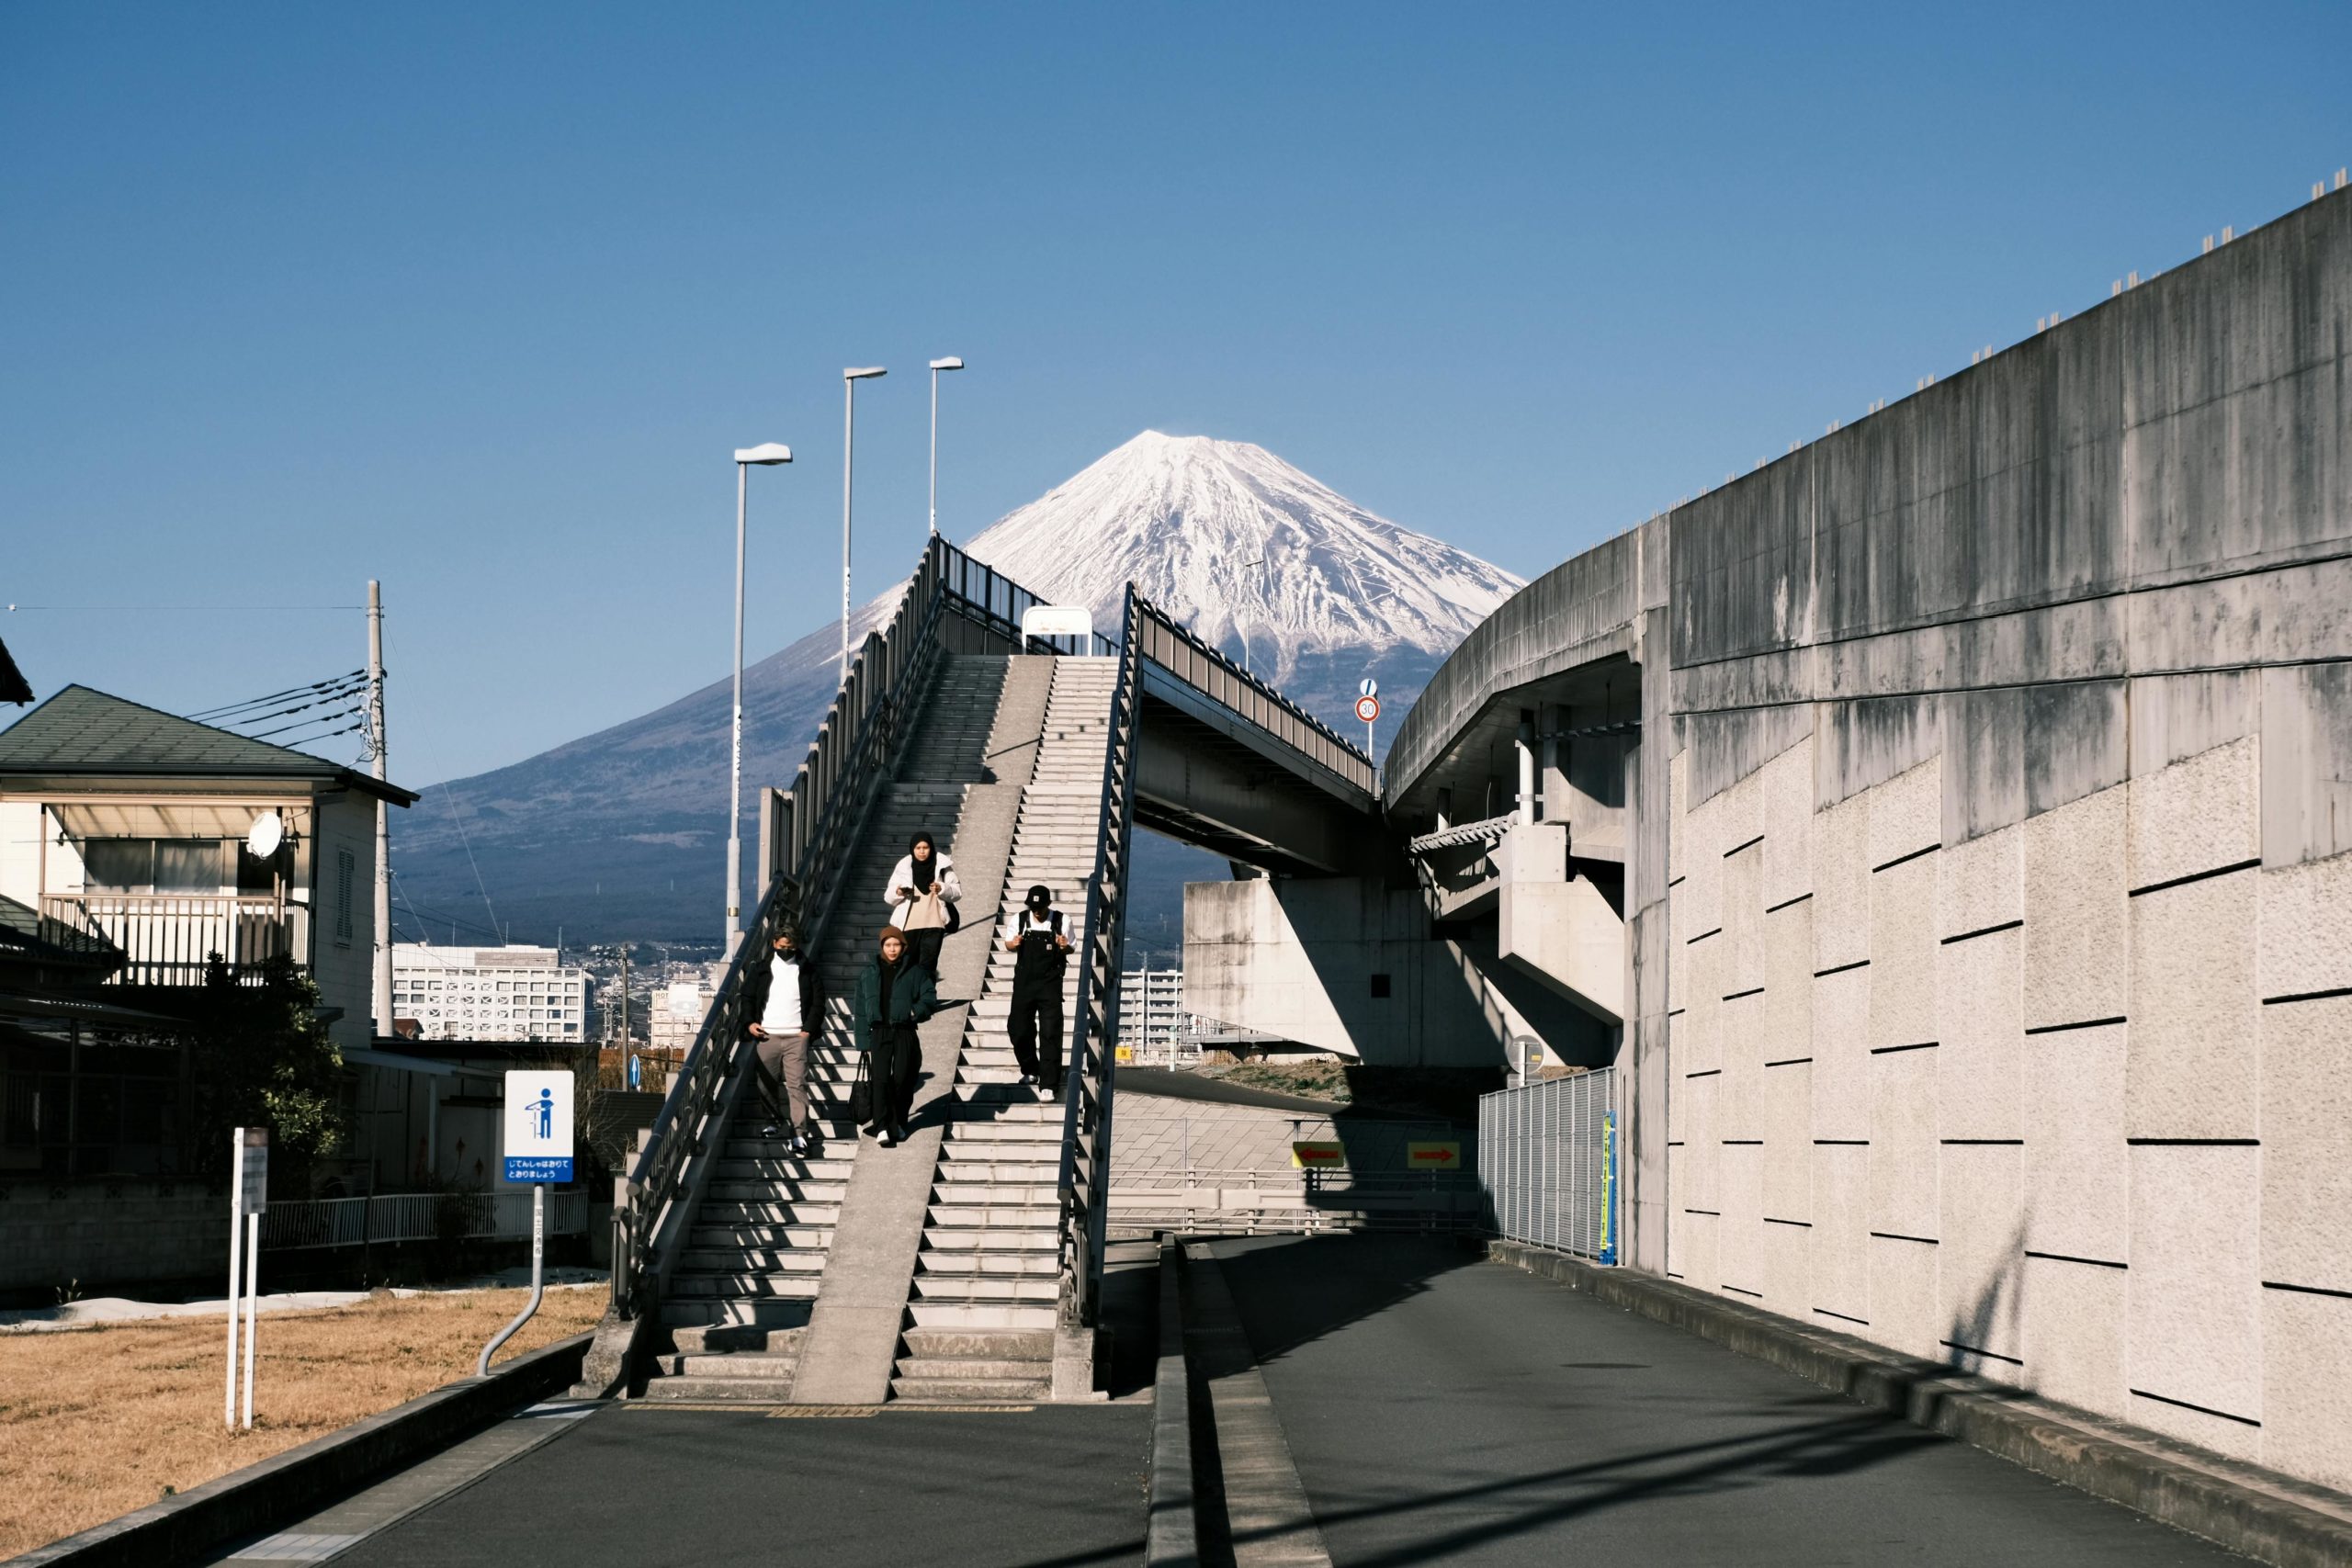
top-left (1002, 884), bottom-right (1074, 1099)
top-left (848, 925), bottom-right (939, 1146)
top-left (739, 924), bottom-right (827, 1153)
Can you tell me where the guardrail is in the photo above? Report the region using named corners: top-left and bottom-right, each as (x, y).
top-left (1128, 592), bottom-right (1375, 795)
top-left (1110, 1169), bottom-right (1479, 1235)
top-left (1478, 1068), bottom-right (1618, 1261)
top-left (1053, 590), bottom-right (1144, 1361)
top-left (264, 1190), bottom-right (587, 1250)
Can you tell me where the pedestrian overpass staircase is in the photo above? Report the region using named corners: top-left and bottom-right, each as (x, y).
top-left (572, 538), bottom-right (1377, 1405)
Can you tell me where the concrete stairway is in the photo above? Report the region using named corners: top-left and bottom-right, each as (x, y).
top-left (891, 657), bottom-right (1120, 1401)
top-left (639, 654), bottom-right (1007, 1403)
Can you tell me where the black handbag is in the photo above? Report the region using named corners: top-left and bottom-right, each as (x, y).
top-left (846, 1048), bottom-right (875, 1126)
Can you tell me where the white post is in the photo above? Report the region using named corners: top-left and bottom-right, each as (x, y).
top-left (728, 461), bottom-right (747, 952)
top-left (241, 1211), bottom-right (259, 1428)
top-left (1516, 723), bottom-right (1537, 826)
top-left (476, 1185), bottom-right (547, 1376)
top-left (928, 366), bottom-right (939, 539)
top-left (223, 1139), bottom-right (243, 1429)
top-left (368, 581), bottom-right (391, 1038)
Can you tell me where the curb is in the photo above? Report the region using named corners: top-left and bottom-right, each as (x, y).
top-left (1487, 1240), bottom-right (2352, 1568)
top-left (1145, 1241), bottom-right (1198, 1568)
top-left (6, 1332), bottom-right (594, 1568)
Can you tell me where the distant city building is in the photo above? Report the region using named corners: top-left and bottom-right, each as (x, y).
top-left (647, 967), bottom-right (719, 1055)
top-left (1120, 965), bottom-right (1187, 1062)
top-left (391, 943), bottom-right (590, 1041)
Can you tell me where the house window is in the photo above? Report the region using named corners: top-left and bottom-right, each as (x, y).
top-left (85, 839), bottom-right (225, 894)
top-left (334, 849), bottom-right (356, 946)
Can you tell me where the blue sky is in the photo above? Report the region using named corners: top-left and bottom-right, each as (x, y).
top-left (5, 3), bottom-right (2347, 785)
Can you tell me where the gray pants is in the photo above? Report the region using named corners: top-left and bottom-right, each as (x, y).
top-left (753, 1030), bottom-right (811, 1129)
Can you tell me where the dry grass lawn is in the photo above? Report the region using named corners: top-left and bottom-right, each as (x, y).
top-left (0, 1286), bottom-right (605, 1558)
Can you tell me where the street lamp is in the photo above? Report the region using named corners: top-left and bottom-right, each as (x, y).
top-left (729, 442), bottom-right (793, 953)
top-left (929, 357), bottom-right (964, 540)
top-left (841, 367), bottom-right (887, 679)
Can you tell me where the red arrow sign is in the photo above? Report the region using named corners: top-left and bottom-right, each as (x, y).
top-left (1408, 1142), bottom-right (1461, 1167)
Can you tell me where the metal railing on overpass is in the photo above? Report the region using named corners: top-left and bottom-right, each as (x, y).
top-left (1479, 1068), bottom-right (1619, 1262)
top-left (1128, 592), bottom-right (1376, 795)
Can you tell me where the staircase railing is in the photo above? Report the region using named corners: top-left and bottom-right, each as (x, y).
top-left (1052, 588), bottom-right (1143, 1381)
top-left (581, 536), bottom-right (1054, 1393)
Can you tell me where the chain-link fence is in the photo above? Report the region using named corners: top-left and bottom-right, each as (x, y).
top-left (1478, 1069), bottom-right (1618, 1261)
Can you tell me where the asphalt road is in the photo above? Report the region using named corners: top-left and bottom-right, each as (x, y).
top-left (324, 1403), bottom-right (1150, 1568)
top-left (1208, 1235), bottom-right (2250, 1567)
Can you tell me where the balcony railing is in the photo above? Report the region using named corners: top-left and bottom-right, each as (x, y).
top-left (40, 894), bottom-right (309, 986)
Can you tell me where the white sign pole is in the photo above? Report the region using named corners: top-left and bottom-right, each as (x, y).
top-left (224, 1129), bottom-right (243, 1429)
top-left (242, 1210), bottom-right (259, 1428)
top-left (479, 1071), bottom-right (571, 1374)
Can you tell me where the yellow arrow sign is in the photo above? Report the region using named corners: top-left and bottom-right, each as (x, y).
top-left (1407, 1141), bottom-right (1462, 1169)
top-left (1291, 1142), bottom-right (1348, 1169)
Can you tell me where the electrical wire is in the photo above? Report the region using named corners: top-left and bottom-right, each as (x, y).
top-left (187, 670), bottom-right (366, 723)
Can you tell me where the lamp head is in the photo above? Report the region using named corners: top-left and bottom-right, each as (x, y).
top-left (734, 443), bottom-right (793, 466)
top-left (929, 356), bottom-right (964, 371)
top-left (843, 367), bottom-right (888, 381)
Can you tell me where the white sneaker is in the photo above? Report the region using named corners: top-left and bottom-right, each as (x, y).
top-left (1020, 1073), bottom-right (1038, 1086)
top-left (877, 1127), bottom-right (896, 1148)
top-left (1040, 1087), bottom-right (1057, 1102)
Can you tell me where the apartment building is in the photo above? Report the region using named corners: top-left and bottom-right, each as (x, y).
top-left (391, 943), bottom-right (590, 1042)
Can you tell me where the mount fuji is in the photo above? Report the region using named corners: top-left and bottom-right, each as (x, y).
top-left (391, 433), bottom-right (1522, 949)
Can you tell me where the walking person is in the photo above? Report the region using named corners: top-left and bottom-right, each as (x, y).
top-left (1003, 884), bottom-right (1074, 1100)
top-left (882, 830), bottom-right (960, 981)
top-left (740, 924), bottom-right (825, 1154)
top-left (849, 925), bottom-right (939, 1146)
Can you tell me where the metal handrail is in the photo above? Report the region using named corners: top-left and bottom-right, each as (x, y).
top-left (1053, 588), bottom-right (1144, 1340)
top-left (1127, 592), bottom-right (1375, 795)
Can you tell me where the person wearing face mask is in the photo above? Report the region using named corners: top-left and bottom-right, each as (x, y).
top-left (882, 830), bottom-right (960, 981)
top-left (848, 924), bottom-right (939, 1146)
top-left (739, 924), bottom-right (826, 1154)
top-left (1002, 884), bottom-right (1074, 1100)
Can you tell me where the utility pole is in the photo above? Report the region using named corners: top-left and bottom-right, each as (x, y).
top-left (368, 581), bottom-right (392, 1040)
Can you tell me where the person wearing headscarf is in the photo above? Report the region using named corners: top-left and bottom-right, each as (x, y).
top-left (848, 924), bottom-right (939, 1145)
top-left (882, 829), bottom-right (960, 980)
top-left (1002, 884), bottom-right (1074, 1099)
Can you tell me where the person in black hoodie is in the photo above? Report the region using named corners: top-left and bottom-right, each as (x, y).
top-left (740, 924), bottom-right (827, 1153)
top-left (848, 924), bottom-right (939, 1146)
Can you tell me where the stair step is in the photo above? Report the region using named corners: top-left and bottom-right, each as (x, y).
top-left (888, 1374), bottom-right (1051, 1402)
top-left (670, 1273), bottom-right (824, 1299)
top-left (662, 1299), bottom-right (818, 1328)
top-left (687, 1224), bottom-right (835, 1249)
top-left (910, 1275), bottom-right (1058, 1301)
top-left (669, 1323), bottom-right (805, 1354)
top-left (906, 1302), bottom-right (1059, 1330)
top-left (697, 1202), bottom-right (842, 1226)
top-left (901, 1327), bottom-right (1056, 1358)
top-left (677, 1247), bottom-right (830, 1273)
top-left (654, 1350), bottom-right (803, 1379)
top-left (640, 1375), bottom-right (798, 1403)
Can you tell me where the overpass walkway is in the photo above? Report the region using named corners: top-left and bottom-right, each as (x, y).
top-left (1196, 1234), bottom-right (2245, 1567)
top-left (571, 539), bottom-right (1374, 1410)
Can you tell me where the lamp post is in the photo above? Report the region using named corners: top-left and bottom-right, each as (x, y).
top-left (729, 442), bottom-right (793, 953)
top-left (929, 356), bottom-right (963, 539)
top-left (841, 367), bottom-right (888, 678)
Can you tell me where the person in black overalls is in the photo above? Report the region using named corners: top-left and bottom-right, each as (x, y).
top-left (1003, 884), bottom-right (1073, 1100)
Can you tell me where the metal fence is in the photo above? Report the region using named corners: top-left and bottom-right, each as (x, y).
top-left (1478, 1069), bottom-right (1618, 1261)
top-left (262, 1190), bottom-right (588, 1250)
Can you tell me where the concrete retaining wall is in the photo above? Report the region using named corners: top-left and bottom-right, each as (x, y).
top-left (0, 1178), bottom-right (229, 1292)
top-left (1377, 185), bottom-right (2352, 1492)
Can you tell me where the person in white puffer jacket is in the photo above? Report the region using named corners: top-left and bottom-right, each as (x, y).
top-left (882, 829), bottom-right (960, 980)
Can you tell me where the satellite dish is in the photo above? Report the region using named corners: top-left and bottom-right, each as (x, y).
top-left (247, 810), bottom-right (284, 859)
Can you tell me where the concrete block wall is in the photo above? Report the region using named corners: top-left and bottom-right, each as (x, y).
top-left (1661, 720), bottom-right (2352, 1487)
top-left (0, 1178), bottom-right (232, 1292)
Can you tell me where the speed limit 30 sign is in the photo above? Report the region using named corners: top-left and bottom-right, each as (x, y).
top-left (1355, 694), bottom-right (1381, 723)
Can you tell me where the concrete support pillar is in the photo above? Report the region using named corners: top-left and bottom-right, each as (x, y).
top-left (1515, 712), bottom-right (1536, 825)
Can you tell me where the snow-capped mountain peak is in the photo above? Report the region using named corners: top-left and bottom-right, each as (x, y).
top-left (961, 431), bottom-right (1521, 679)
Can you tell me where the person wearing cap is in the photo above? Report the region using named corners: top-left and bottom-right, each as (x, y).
top-left (848, 924), bottom-right (938, 1145)
top-left (1002, 885), bottom-right (1074, 1100)
top-left (740, 923), bottom-right (825, 1154)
